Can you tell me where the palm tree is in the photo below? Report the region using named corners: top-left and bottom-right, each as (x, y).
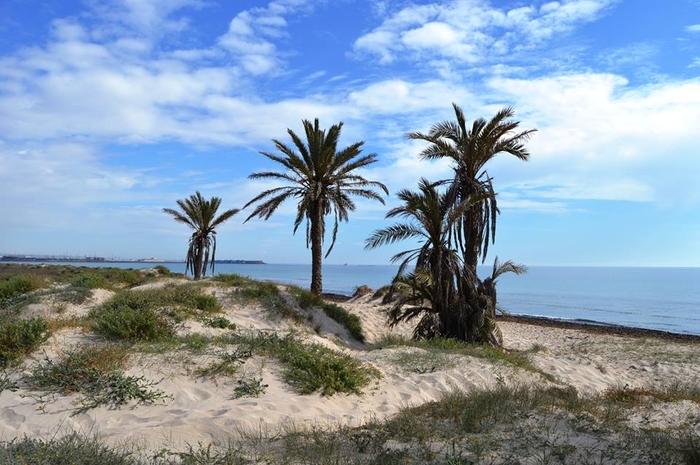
top-left (244, 118), bottom-right (388, 295)
top-left (475, 258), bottom-right (527, 346)
top-left (407, 104), bottom-right (536, 275)
top-left (367, 106), bottom-right (534, 345)
top-left (365, 179), bottom-right (463, 338)
top-left (163, 191), bottom-right (239, 280)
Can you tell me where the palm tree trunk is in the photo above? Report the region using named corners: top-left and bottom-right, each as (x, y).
top-left (194, 240), bottom-right (204, 281)
top-left (310, 206), bottom-right (323, 295)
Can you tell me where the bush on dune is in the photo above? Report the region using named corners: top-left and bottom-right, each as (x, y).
top-left (0, 275), bottom-right (44, 301)
top-left (0, 317), bottom-right (51, 368)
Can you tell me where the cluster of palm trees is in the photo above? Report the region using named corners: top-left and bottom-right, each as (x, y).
top-left (163, 104), bottom-right (535, 347)
top-left (366, 105), bottom-right (535, 346)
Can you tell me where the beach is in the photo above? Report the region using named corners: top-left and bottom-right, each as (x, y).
top-left (1, 271), bottom-right (699, 463)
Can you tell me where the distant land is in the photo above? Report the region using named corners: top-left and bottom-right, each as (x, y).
top-left (0, 255), bottom-right (265, 265)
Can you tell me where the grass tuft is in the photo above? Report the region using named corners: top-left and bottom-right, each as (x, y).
top-left (289, 287), bottom-right (366, 342)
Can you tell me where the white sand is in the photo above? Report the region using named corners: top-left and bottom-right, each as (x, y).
top-left (1, 283), bottom-right (699, 453)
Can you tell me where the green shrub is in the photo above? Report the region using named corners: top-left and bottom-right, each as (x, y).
top-left (239, 281), bottom-right (279, 300)
top-left (281, 340), bottom-right (377, 395)
top-left (0, 275), bottom-right (43, 300)
top-left (0, 318), bottom-right (51, 367)
top-left (89, 293), bottom-right (176, 342)
top-left (213, 273), bottom-right (256, 286)
top-left (154, 265), bottom-right (173, 276)
top-left (290, 287), bottom-right (365, 342)
top-left (232, 332), bottom-right (380, 396)
top-left (89, 285), bottom-right (222, 341)
top-left (289, 286), bottom-right (324, 309)
top-left (71, 273), bottom-right (107, 289)
top-left (320, 303), bottom-right (365, 343)
top-left (192, 293), bottom-right (221, 313)
top-left (94, 268), bottom-right (143, 287)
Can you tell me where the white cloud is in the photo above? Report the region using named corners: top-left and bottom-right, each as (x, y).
top-left (483, 73), bottom-right (700, 208)
top-left (85, 0), bottom-right (204, 35)
top-left (353, 0), bottom-right (616, 64)
top-left (686, 24), bottom-right (700, 33)
top-left (218, 0), bottom-right (312, 75)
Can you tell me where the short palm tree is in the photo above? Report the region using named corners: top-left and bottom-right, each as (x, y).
top-left (365, 179), bottom-right (463, 338)
top-left (244, 118), bottom-right (388, 295)
top-left (163, 192), bottom-right (239, 280)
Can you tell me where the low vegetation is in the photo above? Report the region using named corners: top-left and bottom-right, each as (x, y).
top-left (0, 383), bottom-right (698, 463)
top-left (25, 344), bottom-right (170, 414)
top-left (216, 273), bottom-right (305, 323)
top-left (0, 317), bottom-right (51, 368)
top-left (290, 286), bottom-right (366, 342)
top-left (0, 264), bottom-right (698, 464)
top-left (373, 335), bottom-right (555, 381)
top-left (89, 284), bottom-right (222, 341)
top-left (228, 331), bottom-right (380, 396)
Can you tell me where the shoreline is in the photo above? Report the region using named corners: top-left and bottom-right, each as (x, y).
top-left (498, 314), bottom-right (700, 342)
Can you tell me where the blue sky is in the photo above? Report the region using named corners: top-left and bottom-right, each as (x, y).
top-left (1, 0), bottom-right (699, 266)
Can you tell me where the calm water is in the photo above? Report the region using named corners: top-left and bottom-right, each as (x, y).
top-left (6, 262), bottom-right (700, 335)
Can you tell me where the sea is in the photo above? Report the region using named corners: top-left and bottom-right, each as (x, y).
top-left (5, 261), bottom-right (700, 336)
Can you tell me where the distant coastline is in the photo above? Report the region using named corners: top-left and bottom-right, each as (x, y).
top-left (0, 255), bottom-right (265, 265)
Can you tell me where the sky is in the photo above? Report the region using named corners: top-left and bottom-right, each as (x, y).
top-left (1, 0), bottom-right (699, 267)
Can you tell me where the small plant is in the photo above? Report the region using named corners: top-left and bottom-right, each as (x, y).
top-left (26, 345), bottom-right (130, 394)
top-left (234, 377), bottom-right (268, 398)
top-left (0, 372), bottom-right (18, 393)
top-left (0, 317), bottom-right (51, 368)
top-left (74, 373), bottom-right (170, 414)
top-left (197, 349), bottom-right (251, 378)
top-left (204, 316), bottom-right (236, 330)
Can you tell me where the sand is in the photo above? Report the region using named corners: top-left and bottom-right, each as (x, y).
top-left (1, 281), bottom-right (699, 455)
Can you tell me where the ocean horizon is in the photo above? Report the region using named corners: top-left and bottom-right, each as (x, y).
top-left (3, 261), bottom-right (699, 336)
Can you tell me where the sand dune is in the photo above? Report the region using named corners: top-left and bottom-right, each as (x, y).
top-left (1, 278), bottom-right (699, 458)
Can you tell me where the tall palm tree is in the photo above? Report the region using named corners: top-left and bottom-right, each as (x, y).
top-left (163, 191), bottom-right (239, 280)
top-left (244, 118), bottom-right (388, 295)
top-left (408, 104), bottom-right (536, 275)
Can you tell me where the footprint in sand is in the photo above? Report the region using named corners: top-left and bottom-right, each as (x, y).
top-left (0, 408), bottom-right (25, 429)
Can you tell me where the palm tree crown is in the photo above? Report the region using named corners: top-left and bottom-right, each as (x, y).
top-left (244, 118), bottom-right (388, 295)
top-left (408, 104), bottom-right (536, 270)
top-left (163, 191), bottom-right (239, 280)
